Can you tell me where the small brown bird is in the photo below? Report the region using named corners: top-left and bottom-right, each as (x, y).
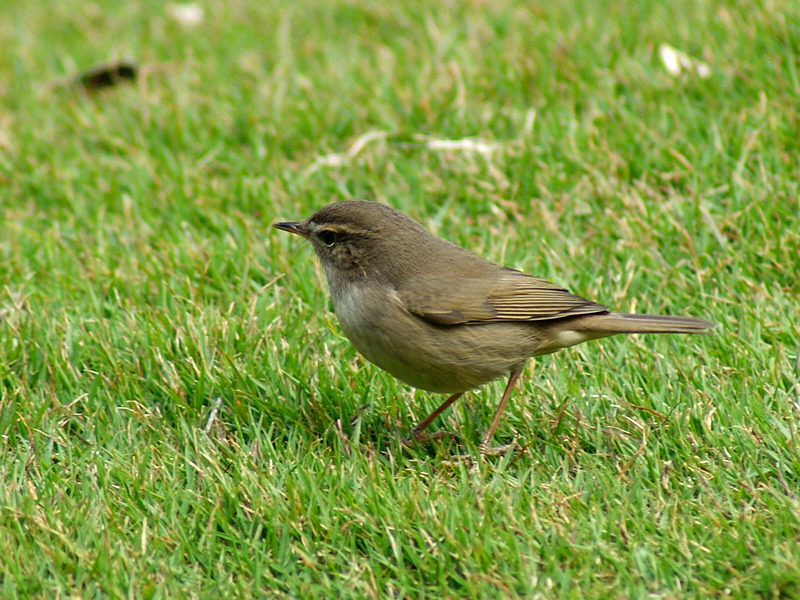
top-left (275, 200), bottom-right (713, 454)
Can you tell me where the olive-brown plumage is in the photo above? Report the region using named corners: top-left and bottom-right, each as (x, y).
top-left (275, 200), bottom-right (713, 454)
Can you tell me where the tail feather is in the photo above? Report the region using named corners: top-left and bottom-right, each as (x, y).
top-left (571, 312), bottom-right (714, 335)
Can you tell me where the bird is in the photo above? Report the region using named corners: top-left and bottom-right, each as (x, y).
top-left (274, 200), bottom-right (713, 454)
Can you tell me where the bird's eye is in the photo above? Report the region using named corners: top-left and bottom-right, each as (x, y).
top-left (320, 230), bottom-right (337, 246)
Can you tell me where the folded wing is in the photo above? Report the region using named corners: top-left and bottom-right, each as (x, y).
top-left (399, 267), bottom-right (608, 326)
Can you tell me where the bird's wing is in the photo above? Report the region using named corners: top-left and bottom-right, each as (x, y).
top-left (486, 269), bottom-right (608, 321)
top-left (399, 268), bottom-right (608, 326)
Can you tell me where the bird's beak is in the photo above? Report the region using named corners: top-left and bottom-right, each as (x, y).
top-left (273, 221), bottom-right (308, 238)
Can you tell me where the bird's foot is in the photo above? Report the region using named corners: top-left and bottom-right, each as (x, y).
top-left (439, 442), bottom-right (520, 466)
top-left (347, 402), bottom-right (372, 426)
top-left (401, 430), bottom-right (456, 447)
top-left (477, 442), bottom-right (518, 457)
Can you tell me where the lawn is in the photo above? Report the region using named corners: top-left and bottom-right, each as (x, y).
top-left (1, 0), bottom-right (799, 597)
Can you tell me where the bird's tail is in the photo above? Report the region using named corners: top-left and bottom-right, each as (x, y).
top-left (570, 312), bottom-right (714, 335)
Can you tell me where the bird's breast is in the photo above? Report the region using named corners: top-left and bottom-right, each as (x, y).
top-left (331, 284), bottom-right (405, 364)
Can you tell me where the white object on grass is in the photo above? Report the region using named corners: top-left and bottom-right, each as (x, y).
top-left (659, 44), bottom-right (711, 78)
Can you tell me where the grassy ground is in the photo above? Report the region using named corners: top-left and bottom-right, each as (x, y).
top-left (1, 0), bottom-right (799, 597)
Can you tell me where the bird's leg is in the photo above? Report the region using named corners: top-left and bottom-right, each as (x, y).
top-left (403, 392), bottom-right (464, 444)
top-left (478, 367), bottom-right (523, 456)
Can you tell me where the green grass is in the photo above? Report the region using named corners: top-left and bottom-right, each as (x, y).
top-left (1, 0), bottom-right (799, 597)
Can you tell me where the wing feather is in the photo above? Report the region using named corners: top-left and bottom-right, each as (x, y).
top-left (399, 267), bottom-right (608, 325)
top-left (487, 270), bottom-right (607, 321)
